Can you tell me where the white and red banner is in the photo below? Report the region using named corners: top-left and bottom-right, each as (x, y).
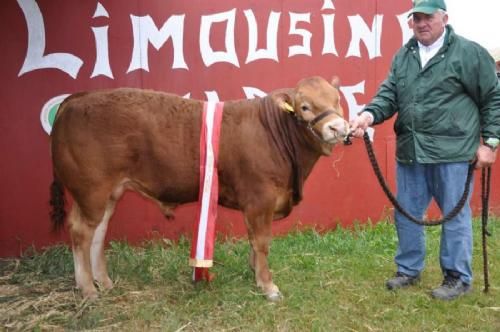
top-left (189, 101), bottom-right (224, 281)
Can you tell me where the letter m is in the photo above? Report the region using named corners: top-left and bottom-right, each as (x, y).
top-left (128, 14), bottom-right (188, 72)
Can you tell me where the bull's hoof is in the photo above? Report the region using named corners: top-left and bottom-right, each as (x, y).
top-left (82, 288), bottom-right (99, 300)
top-left (266, 291), bottom-right (283, 302)
top-left (96, 277), bottom-right (114, 290)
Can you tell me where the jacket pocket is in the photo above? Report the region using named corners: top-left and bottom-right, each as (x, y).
top-left (421, 110), bottom-right (473, 138)
top-left (394, 73), bottom-right (414, 105)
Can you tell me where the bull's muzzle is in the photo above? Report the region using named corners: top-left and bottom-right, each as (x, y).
top-left (321, 117), bottom-right (349, 144)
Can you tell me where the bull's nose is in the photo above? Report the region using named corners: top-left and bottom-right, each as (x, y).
top-left (328, 119), bottom-right (349, 137)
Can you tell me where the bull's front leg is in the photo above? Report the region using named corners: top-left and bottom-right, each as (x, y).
top-left (244, 208), bottom-right (282, 301)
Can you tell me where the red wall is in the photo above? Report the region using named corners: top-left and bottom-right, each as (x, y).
top-left (1, 0), bottom-right (499, 257)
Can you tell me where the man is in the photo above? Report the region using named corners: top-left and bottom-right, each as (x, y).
top-left (350, 0), bottom-right (500, 300)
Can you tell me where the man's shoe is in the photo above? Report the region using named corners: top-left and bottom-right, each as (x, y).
top-left (431, 274), bottom-right (471, 300)
top-left (386, 272), bottom-right (420, 290)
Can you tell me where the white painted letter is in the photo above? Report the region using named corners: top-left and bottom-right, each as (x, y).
top-left (91, 2), bottom-right (113, 78)
top-left (340, 81), bottom-right (374, 140)
top-left (244, 10), bottom-right (280, 63)
top-left (346, 15), bottom-right (383, 59)
top-left (243, 87), bottom-right (267, 99)
top-left (17, 0), bottom-right (83, 78)
top-left (339, 81), bottom-right (366, 120)
top-left (322, 14), bottom-right (338, 56)
top-left (288, 12), bottom-right (312, 57)
top-left (397, 11), bottom-right (413, 46)
top-left (200, 9), bottom-right (239, 67)
top-left (93, 2), bottom-right (108, 18)
top-left (128, 14), bottom-right (187, 73)
top-left (322, 0), bottom-right (335, 10)
top-left (91, 27), bottom-right (113, 78)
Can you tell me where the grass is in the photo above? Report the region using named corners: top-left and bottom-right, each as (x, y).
top-left (1, 218), bottom-right (499, 331)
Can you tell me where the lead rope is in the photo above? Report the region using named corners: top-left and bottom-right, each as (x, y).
top-left (481, 166), bottom-right (492, 293)
top-left (361, 133), bottom-right (474, 226)
top-left (351, 132), bottom-right (492, 292)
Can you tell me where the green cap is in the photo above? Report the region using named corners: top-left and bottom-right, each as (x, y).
top-left (409, 0), bottom-right (447, 15)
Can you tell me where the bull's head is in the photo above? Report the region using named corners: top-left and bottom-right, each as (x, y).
top-left (274, 76), bottom-right (349, 155)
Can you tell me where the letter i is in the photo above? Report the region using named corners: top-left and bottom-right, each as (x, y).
top-left (321, 0), bottom-right (338, 56)
top-left (91, 2), bottom-right (113, 78)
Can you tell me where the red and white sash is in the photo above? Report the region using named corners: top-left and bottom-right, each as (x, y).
top-left (189, 101), bottom-right (224, 281)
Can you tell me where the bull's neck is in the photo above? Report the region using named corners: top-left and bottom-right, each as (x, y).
top-left (258, 96), bottom-right (322, 203)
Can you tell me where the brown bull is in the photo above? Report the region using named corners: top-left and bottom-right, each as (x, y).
top-left (49, 76), bottom-right (348, 301)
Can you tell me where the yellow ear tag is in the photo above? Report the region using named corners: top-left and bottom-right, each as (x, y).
top-left (283, 102), bottom-right (295, 113)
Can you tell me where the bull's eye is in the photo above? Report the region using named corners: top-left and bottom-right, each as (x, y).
top-left (301, 105), bottom-right (310, 112)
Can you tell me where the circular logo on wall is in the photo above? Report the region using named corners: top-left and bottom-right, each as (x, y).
top-left (40, 94), bottom-right (70, 135)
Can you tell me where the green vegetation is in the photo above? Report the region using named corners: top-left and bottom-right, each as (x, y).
top-left (1, 218), bottom-right (499, 331)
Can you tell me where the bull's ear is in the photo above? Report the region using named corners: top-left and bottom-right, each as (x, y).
top-left (331, 76), bottom-right (340, 89)
top-left (273, 92), bottom-right (295, 113)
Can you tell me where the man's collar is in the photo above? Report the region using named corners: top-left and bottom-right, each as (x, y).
top-left (417, 28), bottom-right (447, 51)
top-left (406, 25), bottom-right (454, 50)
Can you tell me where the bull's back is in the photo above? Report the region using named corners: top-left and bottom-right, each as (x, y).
top-left (51, 88), bottom-right (204, 203)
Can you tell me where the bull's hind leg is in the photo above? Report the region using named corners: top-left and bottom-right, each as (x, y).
top-left (89, 184), bottom-right (125, 291)
top-left (244, 209), bottom-right (282, 302)
top-left (90, 200), bottom-right (116, 290)
top-left (68, 203), bottom-right (99, 299)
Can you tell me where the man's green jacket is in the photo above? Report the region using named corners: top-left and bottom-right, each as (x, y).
top-left (365, 25), bottom-right (500, 164)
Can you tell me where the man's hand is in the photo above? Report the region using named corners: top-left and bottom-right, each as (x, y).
top-left (349, 112), bottom-right (374, 138)
top-left (475, 145), bottom-right (497, 169)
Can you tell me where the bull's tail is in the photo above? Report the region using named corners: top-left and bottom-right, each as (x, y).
top-left (50, 175), bottom-right (66, 231)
